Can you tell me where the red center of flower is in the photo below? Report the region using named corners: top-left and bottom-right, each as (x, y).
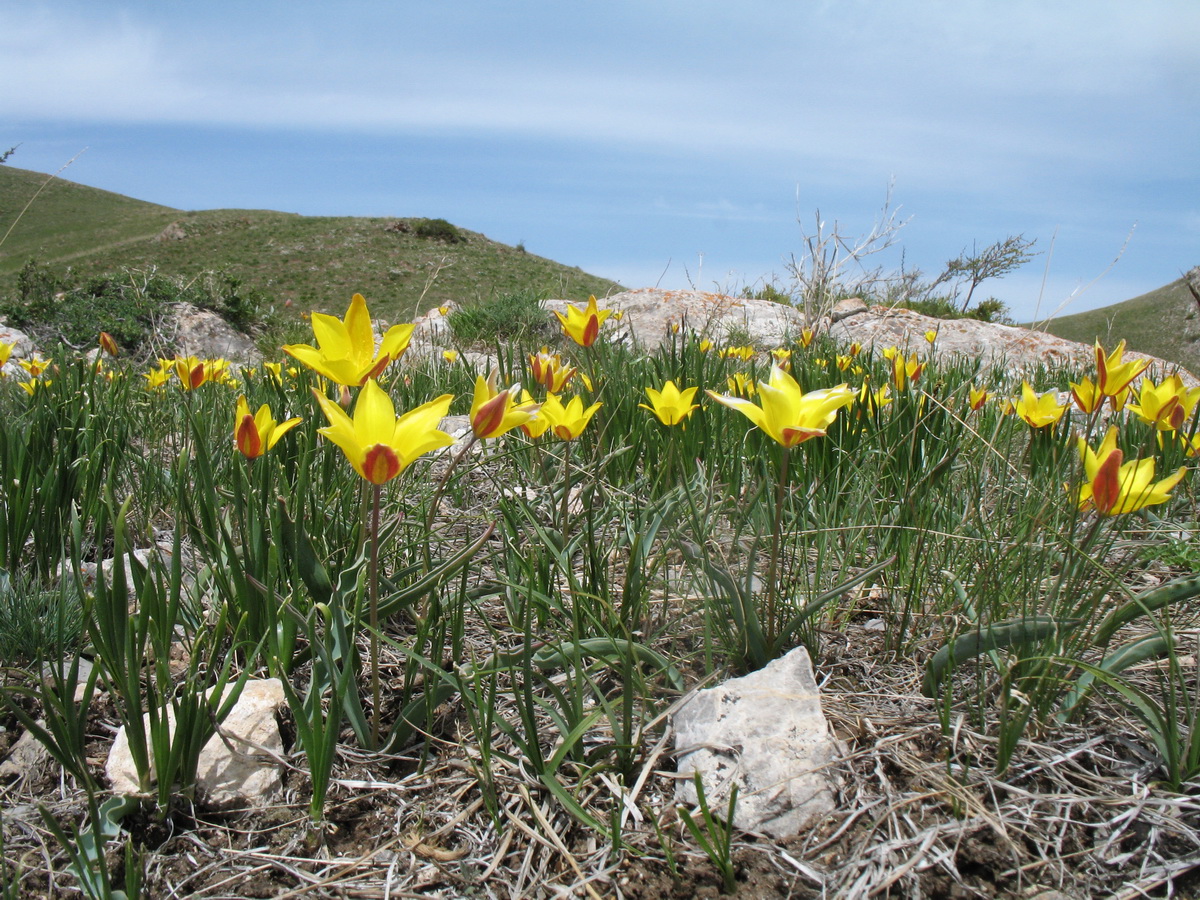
top-left (581, 316), bottom-right (599, 347)
top-left (362, 444), bottom-right (402, 484)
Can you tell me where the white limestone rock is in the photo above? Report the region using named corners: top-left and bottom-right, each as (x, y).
top-left (169, 301), bottom-right (261, 366)
top-left (195, 678), bottom-right (286, 810)
top-left (0, 722), bottom-right (52, 782)
top-left (673, 646), bottom-right (843, 838)
top-left (544, 289), bottom-right (810, 351)
top-left (106, 678), bottom-right (286, 809)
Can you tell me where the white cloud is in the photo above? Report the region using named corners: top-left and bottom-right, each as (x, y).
top-left (5, 2), bottom-right (1196, 169)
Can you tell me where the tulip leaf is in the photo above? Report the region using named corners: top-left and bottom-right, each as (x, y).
top-left (533, 637), bottom-right (686, 691)
top-left (375, 522), bottom-right (496, 621)
top-left (277, 497), bottom-right (334, 607)
top-left (778, 554), bottom-right (896, 645)
top-left (922, 615), bottom-right (1084, 698)
top-left (1092, 573), bottom-right (1200, 648)
top-left (1057, 633), bottom-right (1174, 722)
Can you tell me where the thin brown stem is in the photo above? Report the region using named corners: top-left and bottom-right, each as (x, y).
top-left (369, 483), bottom-right (382, 750)
top-left (764, 446), bottom-right (791, 650)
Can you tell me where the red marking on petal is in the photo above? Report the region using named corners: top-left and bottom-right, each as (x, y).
top-left (236, 415), bottom-right (262, 458)
top-left (1092, 448), bottom-right (1123, 514)
top-left (472, 392), bottom-right (509, 438)
top-left (582, 316), bottom-right (599, 347)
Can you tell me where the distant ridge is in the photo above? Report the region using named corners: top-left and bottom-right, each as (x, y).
top-left (1036, 269), bottom-right (1200, 376)
top-left (0, 165), bottom-right (623, 323)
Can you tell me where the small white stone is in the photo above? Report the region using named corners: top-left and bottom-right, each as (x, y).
top-left (672, 646), bottom-right (843, 838)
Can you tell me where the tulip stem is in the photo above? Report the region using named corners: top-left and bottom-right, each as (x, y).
top-left (764, 446), bottom-right (791, 649)
top-left (369, 483), bottom-right (382, 750)
top-left (559, 443), bottom-right (572, 546)
top-left (422, 432), bottom-right (478, 572)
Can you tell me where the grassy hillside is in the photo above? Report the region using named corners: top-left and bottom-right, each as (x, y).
top-left (0, 165), bottom-right (624, 323)
top-left (0, 165), bottom-right (179, 264)
top-left (1036, 273), bottom-right (1200, 374)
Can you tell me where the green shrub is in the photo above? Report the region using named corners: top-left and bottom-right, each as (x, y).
top-left (898, 294), bottom-right (1013, 324)
top-left (740, 283), bottom-right (794, 305)
top-left (0, 262), bottom-right (275, 356)
top-left (447, 288), bottom-right (553, 346)
top-left (413, 218), bottom-right (464, 243)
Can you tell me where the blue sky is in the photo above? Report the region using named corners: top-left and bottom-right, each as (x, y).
top-left (3, 1), bottom-right (1198, 322)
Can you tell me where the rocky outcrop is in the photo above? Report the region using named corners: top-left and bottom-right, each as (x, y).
top-left (0, 322), bottom-right (36, 378)
top-left (547, 289), bottom-right (808, 350)
top-left (533, 289), bottom-right (1192, 383)
top-left (832, 305), bottom-right (1188, 381)
top-left (168, 302), bottom-right (261, 365)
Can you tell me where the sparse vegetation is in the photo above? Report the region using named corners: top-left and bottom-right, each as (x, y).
top-left (0, 297), bottom-right (1198, 896)
top-left (0, 166), bottom-right (624, 324)
top-left (2, 168), bottom-right (1200, 899)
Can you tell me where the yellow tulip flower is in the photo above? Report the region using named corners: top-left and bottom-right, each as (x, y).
top-left (314, 379), bottom-right (454, 484)
top-left (19, 357), bottom-right (50, 378)
top-left (858, 381), bottom-right (892, 412)
top-left (1077, 427), bottom-right (1186, 516)
top-left (284, 293), bottom-right (414, 386)
top-left (891, 352), bottom-right (924, 391)
top-left (553, 295), bottom-right (612, 347)
top-left (640, 380), bottom-right (700, 427)
top-left (1094, 340), bottom-right (1149, 399)
top-left (517, 390), bottom-right (551, 439)
top-left (727, 373), bottom-right (756, 397)
top-left (469, 372), bottom-right (538, 439)
top-left (538, 393), bottom-right (603, 440)
top-left (144, 364), bottom-right (172, 390)
top-left (1014, 381), bottom-right (1067, 428)
top-left (719, 345), bottom-right (756, 362)
top-left (98, 332), bottom-right (119, 357)
top-left (798, 328), bottom-right (815, 348)
top-left (173, 356), bottom-right (209, 390)
top-left (235, 395), bottom-right (302, 459)
top-left (708, 365), bottom-right (855, 448)
top-left (1127, 375), bottom-right (1200, 432)
top-left (968, 386), bottom-right (989, 411)
top-left (0, 341), bottom-right (12, 368)
top-left (529, 347), bottom-right (581, 393)
top-left (1069, 376), bottom-right (1103, 414)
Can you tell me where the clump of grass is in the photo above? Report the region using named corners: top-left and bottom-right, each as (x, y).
top-left (447, 288), bottom-right (555, 346)
top-left (0, 570), bottom-right (85, 667)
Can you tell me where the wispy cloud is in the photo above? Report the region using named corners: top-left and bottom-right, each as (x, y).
top-left (4, 1), bottom-right (1195, 312)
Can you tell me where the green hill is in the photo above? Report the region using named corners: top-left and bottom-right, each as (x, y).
top-left (1034, 271), bottom-right (1200, 375)
top-left (0, 165), bottom-right (624, 324)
